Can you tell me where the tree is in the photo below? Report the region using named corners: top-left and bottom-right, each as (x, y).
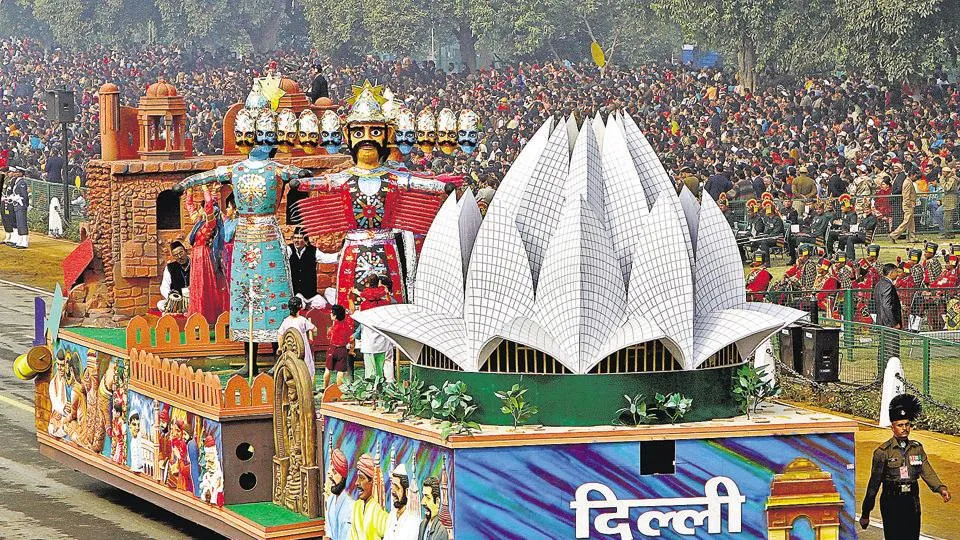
top-left (652, 0), bottom-right (839, 90)
top-left (835, 0), bottom-right (960, 84)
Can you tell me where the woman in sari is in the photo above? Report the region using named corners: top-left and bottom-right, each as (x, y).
top-left (185, 186), bottom-right (226, 322)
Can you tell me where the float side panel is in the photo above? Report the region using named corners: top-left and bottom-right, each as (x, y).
top-left (453, 432), bottom-right (856, 539)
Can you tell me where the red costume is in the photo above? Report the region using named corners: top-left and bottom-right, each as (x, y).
top-left (745, 266), bottom-right (773, 302)
top-left (186, 195), bottom-right (227, 322)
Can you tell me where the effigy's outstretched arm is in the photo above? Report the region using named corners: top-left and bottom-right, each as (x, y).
top-left (396, 172), bottom-right (449, 194)
top-left (174, 166), bottom-right (231, 193)
top-left (292, 173), bottom-right (338, 192)
top-left (277, 164), bottom-right (312, 183)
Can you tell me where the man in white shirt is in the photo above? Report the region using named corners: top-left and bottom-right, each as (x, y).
top-left (384, 464), bottom-right (421, 540)
top-left (129, 412), bottom-right (145, 473)
top-left (158, 241), bottom-right (190, 312)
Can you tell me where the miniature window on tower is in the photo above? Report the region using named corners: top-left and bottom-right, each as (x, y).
top-left (156, 189), bottom-right (181, 230)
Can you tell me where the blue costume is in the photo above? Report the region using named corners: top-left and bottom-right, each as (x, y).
top-left (177, 149), bottom-right (305, 341)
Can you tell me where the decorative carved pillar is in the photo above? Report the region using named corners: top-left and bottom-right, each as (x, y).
top-left (272, 329), bottom-right (320, 518)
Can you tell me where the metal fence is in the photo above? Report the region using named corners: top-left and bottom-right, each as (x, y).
top-left (20, 177), bottom-right (87, 241)
top-left (759, 287), bottom-right (960, 333)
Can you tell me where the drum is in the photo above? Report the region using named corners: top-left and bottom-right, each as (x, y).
top-left (164, 291), bottom-right (187, 314)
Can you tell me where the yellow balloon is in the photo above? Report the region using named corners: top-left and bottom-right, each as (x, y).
top-left (591, 41), bottom-right (606, 69)
top-left (74, 175), bottom-right (81, 188)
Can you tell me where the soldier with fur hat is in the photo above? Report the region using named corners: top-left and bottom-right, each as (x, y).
top-left (860, 394), bottom-right (951, 538)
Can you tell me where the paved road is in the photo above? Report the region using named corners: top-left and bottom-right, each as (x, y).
top-left (0, 282), bottom-right (214, 539)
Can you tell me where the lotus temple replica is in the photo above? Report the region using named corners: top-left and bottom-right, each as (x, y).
top-left (15, 74), bottom-right (858, 539)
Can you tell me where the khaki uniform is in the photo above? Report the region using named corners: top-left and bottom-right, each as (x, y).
top-left (862, 437), bottom-right (947, 539)
top-left (892, 179), bottom-right (918, 241)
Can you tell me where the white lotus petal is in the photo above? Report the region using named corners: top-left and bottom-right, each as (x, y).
top-left (533, 196), bottom-right (627, 371)
top-left (678, 187), bottom-right (700, 252)
top-left (484, 118), bottom-right (553, 221)
top-left (352, 304), bottom-right (467, 365)
top-left (592, 112), bottom-right (606, 151)
top-left (695, 191), bottom-right (747, 315)
top-left (565, 114), bottom-right (579, 153)
top-left (516, 122), bottom-right (571, 287)
top-left (463, 209), bottom-right (536, 370)
top-left (602, 115), bottom-right (649, 285)
top-left (622, 114), bottom-right (675, 208)
top-left (567, 118), bottom-right (604, 209)
top-left (626, 193), bottom-right (694, 365)
top-left (415, 194), bottom-right (465, 315)
top-left (457, 190), bottom-right (482, 281)
top-left (477, 317), bottom-right (565, 371)
top-left (693, 309), bottom-right (786, 368)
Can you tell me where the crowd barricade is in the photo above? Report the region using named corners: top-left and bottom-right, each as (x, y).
top-left (20, 177), bottom-right (88, 240)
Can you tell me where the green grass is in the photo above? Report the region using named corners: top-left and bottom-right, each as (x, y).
top-left (226, 502), bottom-right (317, 527)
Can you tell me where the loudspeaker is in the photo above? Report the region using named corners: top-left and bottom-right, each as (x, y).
top-left (45, 90), bottom-right (76, 124)
top-left (778, 325), bottom-right (806, 373)
top-left (801, 326), bottom-right (840, 382)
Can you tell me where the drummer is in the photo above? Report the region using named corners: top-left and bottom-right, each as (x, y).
top-left (157, 240), bottom-right (191, 312)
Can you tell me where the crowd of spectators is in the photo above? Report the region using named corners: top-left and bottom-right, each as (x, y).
top-left (3, 37), bottom-right (960, 222)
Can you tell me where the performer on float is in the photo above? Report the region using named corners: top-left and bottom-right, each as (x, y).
top-left (174, 75), bottom-right (310, 352)
top-left (184, 185), bottom-right (227, 322)
top-left (158, 240), bottom-right (191, 313)
top-left (221, 195), bottom-right (237, 294)
top-left (291, 81), bottom-right (479, 308)
top-left (287, 226), bottom-right (322, 307)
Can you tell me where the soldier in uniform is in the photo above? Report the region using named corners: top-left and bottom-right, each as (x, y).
top-left (860, 394), bottom-right (951, 539)
top-left (745, 251), bottom-right (773, 302)
top-left (900, 250), bottom-right (923, 331)
top-left (926, 255), bottom-right (959, 330)
top-left (858, 244), bottom-right (883, 289)
top-left (773, 243), bottom-right (817, 307)
top-left (813, 257), bottom-right (841, 318)
top-left (826, 193), bottom-right (858, 256)
top-left (756, 200), bottom-right (784, 265)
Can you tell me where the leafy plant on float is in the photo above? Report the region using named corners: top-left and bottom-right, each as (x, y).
top-left (495, 382), bottom-right (539, 430)
top-left (428, 380), bottom-right (481, 441)
top-left (340, 377), bottom-right (375, 406)
top-left (655, 392), bottom-right (694, 424)
top-left (732, 364), bottom-right (781, 419)
top-left (613, 393), bottom-right (657, 426)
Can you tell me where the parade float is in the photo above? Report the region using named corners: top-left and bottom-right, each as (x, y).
top-left (14, 70), bottom-right (859, 539)
top-left (13, 73), bottom-right (476, 539)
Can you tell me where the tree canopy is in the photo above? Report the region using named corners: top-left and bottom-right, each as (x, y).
top-left (8, 0), bottom-right (960, 86)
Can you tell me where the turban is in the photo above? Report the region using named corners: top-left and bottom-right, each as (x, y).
top-left (331, 448), bottom-right (348, 478)
top-left (357, 453), bottom-right (376, 479)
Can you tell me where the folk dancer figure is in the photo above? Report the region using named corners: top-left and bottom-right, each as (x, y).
top-left (745, 252), bottom-right (773, 302)
top-left (175, 77), bottom-right (310, 342)
top-left (291, 82), bottom-right (460, 310)
top-left (185, 186), bottom-right (227, 322)
top-left (861, 394), bottom-right (951, 539)
top-left (222, 197), bottom-right (238, 293)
